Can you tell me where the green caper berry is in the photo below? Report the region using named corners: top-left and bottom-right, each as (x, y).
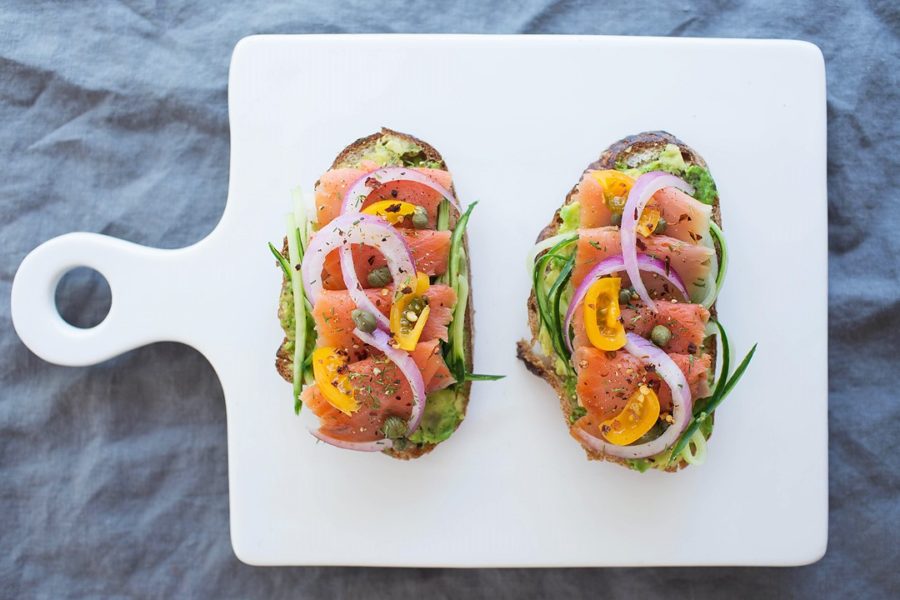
top-left (381, 416), bottom-right (407, 439)
top-left (367, 266), bottom-right (391, 288)
top-left (610, 212), bottom-right (622, 226)
top-left (654, 217), bottom-right (667, 234)
top-left (618, 288), bottom-right (632, 305)
top-left (412, 206), bottom-right (429, 229)
top-left (351, 309), bottom-right (377, 333)
top-left (650, 325), bottom-right (672, 347)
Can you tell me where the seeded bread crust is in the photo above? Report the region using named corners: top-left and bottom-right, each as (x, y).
top-left (274, 128), bottom-right (473, 460)
top-left (517, 131), bottom-right (722, 472)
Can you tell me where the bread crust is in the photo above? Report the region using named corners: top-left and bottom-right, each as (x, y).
top-left (274, 128), bottom-right (473, 460)
top-left (517, 131), bottom-right (722, 472)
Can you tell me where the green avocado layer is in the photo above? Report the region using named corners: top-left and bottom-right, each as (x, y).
top-left (619, 143), bottom-right (718, 205)
top-left (356, 135), bottom-right (443, 169)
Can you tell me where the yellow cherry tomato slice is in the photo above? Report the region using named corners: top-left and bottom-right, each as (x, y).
top-left (390, 272), bottom-right (431, 351)
top-left (635, 205), bottom-right (662, 237)
top-left (599, 385), bottom-right (661, 445)
top-left (592, 170), bottom-right (635, 213)
top-left (362, 200), bottom-right (418, 225)
top-left (583, 276), bottom-right (626, 351)
top-left (312, 347), bottom-right (358, 415)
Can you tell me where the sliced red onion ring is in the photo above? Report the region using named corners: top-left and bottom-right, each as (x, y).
top-left (301, 213), bottom-right (416, 329)
top-left (353, 328), bottom-right (426, 436)
top-left (562, 254), bottom-right (689, 353)
top-left (573, 333), bottom-right (693, 459)
top-left (309, 428), bottom-right (394, 452)
top-left (342, 167), bottom-right (461, 215)
top-left (621, 172), bottom-right (694, 312)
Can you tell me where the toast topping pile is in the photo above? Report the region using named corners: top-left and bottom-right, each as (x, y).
top-left (271, 130), bottom-right (489, 458)
top-left (520, 132), bottom-right (756, 472)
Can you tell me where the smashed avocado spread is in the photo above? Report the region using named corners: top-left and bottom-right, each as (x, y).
top-left (683, 165), bottom-right (717, 205)
top-left (558, 201), bottom-right (581, 234)
top-left (618, 143), bottom-right (718, 205)
top-left (357, 135), bottom-right (443, 169)
top-left (408, 389), bottom-right (465, 444)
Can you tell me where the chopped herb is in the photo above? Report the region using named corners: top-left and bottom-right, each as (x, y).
top-left (569, 406), bottom-right (587, 423)
top-left (464, 373), bottom-right (506, 381)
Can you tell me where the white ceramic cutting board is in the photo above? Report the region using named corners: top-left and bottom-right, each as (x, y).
top-left (11, 34), bottom-right (827, 567)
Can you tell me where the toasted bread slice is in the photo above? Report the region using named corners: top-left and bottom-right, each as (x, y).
top-left (275, 128), bottom-right (474, 460)
top-left (517, 131), bottom-right (722, 472)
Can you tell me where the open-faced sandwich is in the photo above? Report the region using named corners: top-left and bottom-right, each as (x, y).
top-left (518, 131), bottom-right (756, 472)
top-left (270, 128), bottom-right (494, 459)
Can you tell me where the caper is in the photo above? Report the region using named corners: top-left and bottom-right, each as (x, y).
top-left (650, 325), bottom-right (672, 347)
top-left (610, 212), bottom-right (622, 226)
top-left (412, 206), bottom-right (429, 229)
top-left (367, 266), bottom-right (391, 288)
top-left (351, 309), bottom-right (377, 333)
top-left (618, 288), bottom-right (632, 305)
top-left (381, 415), bottom-right (407, 439)
top-left (654, 217), bottom-right (667, 234)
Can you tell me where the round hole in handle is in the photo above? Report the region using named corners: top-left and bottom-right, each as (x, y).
top-left (54, 267), bottom-right (112, 329)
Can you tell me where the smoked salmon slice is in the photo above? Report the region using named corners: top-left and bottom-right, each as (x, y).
top-left (410, 339), bottom-right (456, 393)
top-left (572, 346), bottom-right (711, 422)
top-left (320, 229), bottom-right (451, 290)
top-left (573, 227), bottom-right (714, 302)
top-left (315, 165), bottom-right (453, 228)
top-left (571, 300), bottom-right (710, 355)
top-left (312, 285), bottom-right (457, 359)
top-left (303, 340), bottom-right (455, 442)
top-left (576, 172), bottom-right (712, 245)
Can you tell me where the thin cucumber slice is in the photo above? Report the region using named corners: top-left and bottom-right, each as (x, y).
top-left (435, 200), bottom-right (451, 285)
top-left (526, 231), bottom-right (578, 273)
top-left (286, 213), bottom-right (307, 414)
top-left (680, 428), bottom-right (708, 465)
top-left (531, 235), bottom-right (577, 361)
top-left (701, 221), bottom-right (729, 308)
top-left (450, 265), bottom-right (469, 380)
top-left (548, 254), bottom-right (575, 362)
top-left (448, 202), bottom-right (476, 289)
top-left (710, 221), bottom-right (728, 292)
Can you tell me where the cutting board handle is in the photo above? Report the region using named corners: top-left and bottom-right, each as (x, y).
top-left (11, 232), bottom-right (210, 366)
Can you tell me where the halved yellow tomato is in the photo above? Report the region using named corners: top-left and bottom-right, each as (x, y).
top-left (592, 170), bottom-right (634, 212)
top-left (362, 200), bottom-right (418, 225)
top-left (583, 276), bottom-right (626, 351)
top-left (389, 272), bottom-right (431, 351)
top-left (600, 385), bottom-right (661, 445)
top-left (312, 347), bottom-right (359, 415)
